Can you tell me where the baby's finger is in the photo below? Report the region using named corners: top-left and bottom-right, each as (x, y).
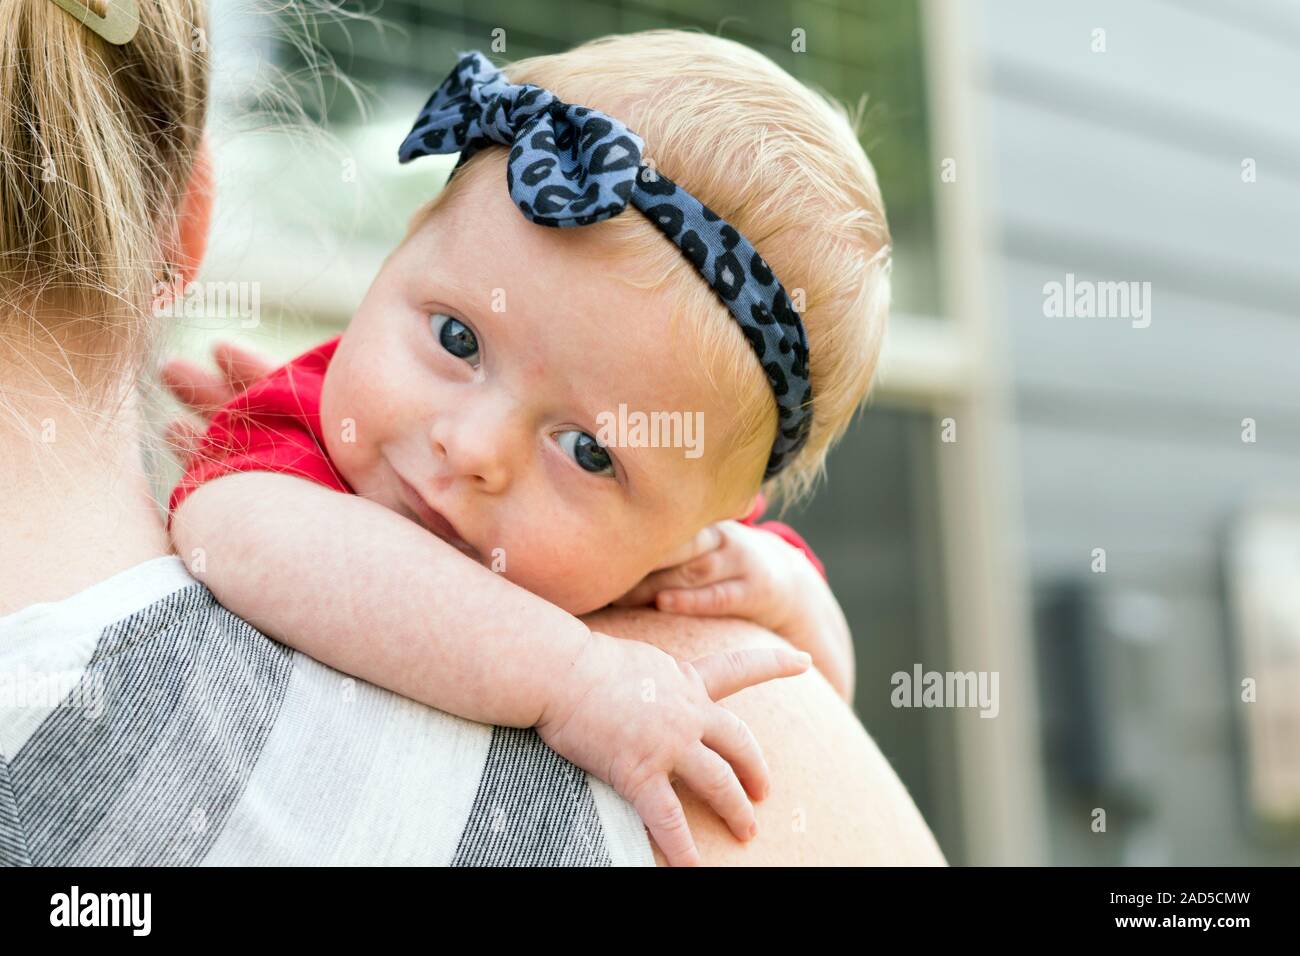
top-left (649, 523), bottom-right (724, 572)
top-left (703, 706), bottom-right (770, 801)
top-left (656, 579), bottom-right (748, 616)
top-left (159, 357), bottom-right (236, 413)
top-left (692, 647), bottom-right (811, 701)
top-left (632, 774), bottom-right (701, 867)
top-left (616, 548), bottom-right (733, 607)
top-left (676, 742), bottom-right (757, 841)
top-left (213, 341), bottom-right (277, 392)
top-left (163, 417), bottom-right (205, 463)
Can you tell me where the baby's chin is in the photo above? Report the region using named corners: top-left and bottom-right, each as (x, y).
top-left (510, 566), bottom-right (643, 619)
top-left (531, 582), bottom-right (624, 619)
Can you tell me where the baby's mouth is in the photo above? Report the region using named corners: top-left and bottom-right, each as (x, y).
top-left (394, 473), bottom-right (480, 561)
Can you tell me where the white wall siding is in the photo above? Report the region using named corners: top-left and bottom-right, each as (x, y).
top-left (973, 0), bottom-right (1300, 863)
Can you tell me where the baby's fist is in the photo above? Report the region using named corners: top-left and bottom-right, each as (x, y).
top-left (614, 521), bottom-right (809, 634)
top-left (535, 631), bottom-right (809, 866)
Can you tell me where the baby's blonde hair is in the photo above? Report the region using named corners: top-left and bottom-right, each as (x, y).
top-left (0, 0), bottom-right (207, 396)
top-left (426, 30), bottom-right (890, 515)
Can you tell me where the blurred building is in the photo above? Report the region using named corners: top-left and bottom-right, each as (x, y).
top-left (185, 0), bottom-right (1300, 865)
top-left (966, 0), bottom-right (1300, 866)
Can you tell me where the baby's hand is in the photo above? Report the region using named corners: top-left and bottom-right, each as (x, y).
top-left (159, 340), bottom-right (278, 463)
top-left (536, 631), bottom-right (809, 866)
top-left (613, 521), bottom-right (856, 700)
top-left (614, 521), bottom-right (811, 638)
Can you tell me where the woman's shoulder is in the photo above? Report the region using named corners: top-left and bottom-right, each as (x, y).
top-left (0, 559), bottom-right (652, 866)
top-left (583, 606), bottom-right (948, 866)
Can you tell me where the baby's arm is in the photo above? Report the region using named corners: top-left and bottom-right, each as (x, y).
top-left (172, 470), bottom-right (585, 725)
top-left (614, 521), bottom-right (855, 701)
top-left (171, 471), bottom-right (809, 864)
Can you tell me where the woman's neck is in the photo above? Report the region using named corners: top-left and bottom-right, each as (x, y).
top-left (0, 380), bottom-right (171, 617)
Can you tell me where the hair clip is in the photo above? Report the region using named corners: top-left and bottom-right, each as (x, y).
top-left (49, 0), bottom-right (140, 46)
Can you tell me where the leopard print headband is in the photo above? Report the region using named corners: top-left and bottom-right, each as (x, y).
top-left (398, 51), bottom-right (812, 479)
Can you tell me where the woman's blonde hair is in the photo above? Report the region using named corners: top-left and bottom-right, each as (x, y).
top-left (0, 0), bottom-right (208, 396)
top-left (425, 30), bottom-right (891, 514)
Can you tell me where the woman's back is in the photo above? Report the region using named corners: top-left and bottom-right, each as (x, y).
top-left (2, 556), bottom-right (943, 865)
top-left (0, 557), bottom-right (650, 866)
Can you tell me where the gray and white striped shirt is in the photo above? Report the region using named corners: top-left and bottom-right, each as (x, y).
top-left (0, 557), bottom-right (653, 866)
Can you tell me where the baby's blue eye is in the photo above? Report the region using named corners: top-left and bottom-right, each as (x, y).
top-left (556, 430), bottom-right (614, 477)
top-left (435, 314), bottom-right (479, 366)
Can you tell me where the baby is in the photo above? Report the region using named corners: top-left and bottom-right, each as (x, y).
top-left (167, 31), bottom-right (891, 865)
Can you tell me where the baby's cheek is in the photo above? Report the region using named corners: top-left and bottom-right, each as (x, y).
top-left (321, 366), bottom-right (380, 490)
top-left (505, 540), bottom-right (643, 616)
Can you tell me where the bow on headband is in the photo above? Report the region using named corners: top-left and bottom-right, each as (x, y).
top-left (399, 51), bottom-right (811, 479)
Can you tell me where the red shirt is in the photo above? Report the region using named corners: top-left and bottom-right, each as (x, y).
top-left (170, 336), bottom-right (825, 580)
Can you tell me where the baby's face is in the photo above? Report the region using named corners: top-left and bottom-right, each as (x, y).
top-left (321, 159), bottom-right (755, 615)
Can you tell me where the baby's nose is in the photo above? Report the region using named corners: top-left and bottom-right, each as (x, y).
top-left (428, 409), bottom-right (514, 492)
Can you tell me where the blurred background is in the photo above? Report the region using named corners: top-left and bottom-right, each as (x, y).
top-left (176, 0), bottom-right (1300, 864)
